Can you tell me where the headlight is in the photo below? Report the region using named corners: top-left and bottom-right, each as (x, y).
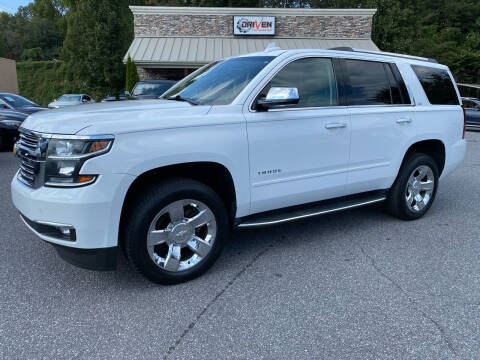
top-left (45, 136), bottom-right (113, 187)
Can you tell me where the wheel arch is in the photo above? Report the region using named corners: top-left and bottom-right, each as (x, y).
top-left (401, 139), bottom-right (446, 176)
top-left (119, 161), bottom-right (238, 244)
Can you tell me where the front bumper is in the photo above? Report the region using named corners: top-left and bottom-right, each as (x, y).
top-left (52, 243), bottom-right (118, 271)
top-left (11, 172), bottom-right (135, 268)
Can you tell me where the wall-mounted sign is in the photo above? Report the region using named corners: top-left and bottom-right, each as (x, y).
top-left (233, 16), bottom-right (275, 36)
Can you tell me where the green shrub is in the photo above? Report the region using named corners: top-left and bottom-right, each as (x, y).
top-left (21, 48), bottom-right (43, 61)
top-left (16, 60), bottom-right (116, 105)
top-left (125, 54), bottom-right (139, 92)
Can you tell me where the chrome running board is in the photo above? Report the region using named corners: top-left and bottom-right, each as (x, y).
top-left (237, 192), bottom-right (387, 228)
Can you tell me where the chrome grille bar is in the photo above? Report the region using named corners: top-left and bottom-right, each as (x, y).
top-left (19, 169), bottom-right (35, 182)
top-left (18, 132), bottom-right (39, 150)
top-left (20, 164), bottom-right (35, 176)
top-left (16, 129), bottom-right (45, 188)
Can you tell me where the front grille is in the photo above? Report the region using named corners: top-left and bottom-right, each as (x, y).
top-left (16, 130), bottom-right (45, 188)
top-left (19, 132), bottom-right (40, 151)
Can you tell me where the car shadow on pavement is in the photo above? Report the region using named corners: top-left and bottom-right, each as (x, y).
top-left (37, 203), bottom-right (389, 292)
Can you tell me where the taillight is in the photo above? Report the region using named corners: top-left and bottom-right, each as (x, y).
top-left (462, 105), bottom-right (466, 139)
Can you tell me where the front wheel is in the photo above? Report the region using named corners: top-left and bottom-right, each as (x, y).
top-left (123, 178), bottom-right (229, 284)
top-left (386, 153), bottom-right (439, 220)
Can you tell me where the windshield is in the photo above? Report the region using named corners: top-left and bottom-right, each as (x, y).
top-left (1, 94), bottom-right (37, 108)
top-left (161, 56), bottom-right (275, 105)
top-left (132, 83), bottom-right (174, 96)
top-left (58, 95), bottom-right (82, 102)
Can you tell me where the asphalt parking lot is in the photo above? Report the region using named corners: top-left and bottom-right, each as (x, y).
top-left (1, 132), bottom-right (479, 360)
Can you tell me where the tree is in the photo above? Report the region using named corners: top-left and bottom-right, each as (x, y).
top-left (62, 0), bottom-right (135, 98)
top-left (0, 0), bottom-right (65, 60)
top-left (21, 47), bottom-right (42, 60)
top-left (125, 54), bottom-right (139, 92)
top-left (309, 0), bottom-right (480, 83)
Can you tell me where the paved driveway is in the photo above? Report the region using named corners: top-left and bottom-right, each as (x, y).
top-left (1, 132), bottom-right (479, 359)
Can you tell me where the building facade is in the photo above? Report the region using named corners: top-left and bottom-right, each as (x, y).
top-left (125, 6), bottom-right (378, 81)
top-left (0, 57), bottom-right (19, 94)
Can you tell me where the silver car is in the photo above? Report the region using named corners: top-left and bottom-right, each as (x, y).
top-left (48, 94), bottom-right (95, 109)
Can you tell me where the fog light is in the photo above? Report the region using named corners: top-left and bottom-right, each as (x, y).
top-left (58, 226), bottom-right (71, 237)
top-left (20, 214), bottom-right (77, 242)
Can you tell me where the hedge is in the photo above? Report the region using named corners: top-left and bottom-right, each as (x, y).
top-left (16, 61), bottom-right (66, 106)
top-left (16, 60), bottom-right (99, 106)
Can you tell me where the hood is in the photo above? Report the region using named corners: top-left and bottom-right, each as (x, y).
top-left (21, 99), bottom-right (211, 135)
top-left (48, 100), bottom-right (81, 108)
top-left (130, 95), bottom-right (159, 100)
top-left (102, 96), bottom-right (127, 102)
top-left (16, 106), bottom-right (46, 114)
top-left (0, 110), bottom-right (28, 121)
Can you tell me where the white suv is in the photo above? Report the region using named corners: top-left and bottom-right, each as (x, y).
top-left (11, 46), bottom-right (466, 284)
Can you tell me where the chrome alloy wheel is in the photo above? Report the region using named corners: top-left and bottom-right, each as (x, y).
top-left (147, 199), bottom-right (217, 272)
top-left (405, 165), bottom-right (435, 213)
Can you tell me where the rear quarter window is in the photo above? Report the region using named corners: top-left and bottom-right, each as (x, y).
top-left (412, 65), bottom-right (460, 105)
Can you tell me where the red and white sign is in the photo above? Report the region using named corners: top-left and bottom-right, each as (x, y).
top-left (233, 16), bottom-right (275, 36)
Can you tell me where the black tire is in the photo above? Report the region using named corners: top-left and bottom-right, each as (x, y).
top-left (123, 177), bottom-right (229, 285)
top-left (386, 152), bottom-right (439, 220)
top-left (0, 132), bottom-right (7, 151)
top-left (0, 131), bottom-right (15, 151)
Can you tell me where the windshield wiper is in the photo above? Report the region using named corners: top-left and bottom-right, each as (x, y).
top-left (165, 95), bottom-right (198, 106)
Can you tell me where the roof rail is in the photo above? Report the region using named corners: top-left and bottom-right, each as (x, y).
top-left (329, 47), bottom-right (438, 64)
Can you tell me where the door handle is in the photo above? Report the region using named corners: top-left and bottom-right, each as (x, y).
top-left (396, 118), bottom-right (412, 124)
top-left (325, 122), bottom-right (347, 129)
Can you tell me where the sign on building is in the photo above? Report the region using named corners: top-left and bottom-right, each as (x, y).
top-left (233, 16), bottom-right (275, 36)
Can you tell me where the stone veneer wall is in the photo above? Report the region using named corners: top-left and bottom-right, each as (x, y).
top-left (134, 14), bottom-right (373, 39)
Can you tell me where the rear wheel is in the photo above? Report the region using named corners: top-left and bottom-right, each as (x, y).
top-left (123, 178), bottom-right (229, 284)
top-left (386, 153), bottom-right (439, 220)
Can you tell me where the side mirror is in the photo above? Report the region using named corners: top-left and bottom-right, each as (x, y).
top-left (82, 99), bottom-right (88, 103)
top-left (0, 103), bottom-right (8, 109)
top-left (257, 87), bottom-right (299, 109)
top-left (124, 90), bottom-right (130, 96)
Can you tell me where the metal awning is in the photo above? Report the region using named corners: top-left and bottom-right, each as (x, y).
top-left (124, 36), bottom-right (379, 68)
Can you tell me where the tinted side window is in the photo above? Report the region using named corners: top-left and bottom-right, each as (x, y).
top-left (390, 64), bottom-right (411, 104)
top-left (264, 57), bottom-right (338, 108)
top-left (344, 59), bottom-right (392, 105)
top-left (412, 65), bottom-right (459, 105)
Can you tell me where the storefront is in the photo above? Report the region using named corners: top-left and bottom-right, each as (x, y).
top-left (125, 6), bottom-right (378, 81)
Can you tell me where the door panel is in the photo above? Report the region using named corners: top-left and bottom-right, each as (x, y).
top-left (347, 106), bottom-right (416, 193)
top-left (245, 108), bottom-right (351, 213)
